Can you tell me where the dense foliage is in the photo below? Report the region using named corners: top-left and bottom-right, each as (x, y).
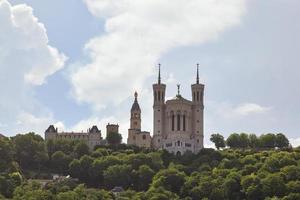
top-left (0, 132), bottom-right (299, 200)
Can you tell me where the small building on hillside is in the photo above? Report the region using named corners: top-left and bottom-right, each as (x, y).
top-left (45, 125), bottom-right (103, 150)
top-left (0, 133), bottom-right (6, 139)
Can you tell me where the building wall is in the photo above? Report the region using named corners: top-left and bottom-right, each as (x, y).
top-left (152, 83), bottom-right (204, 154)
top-left (127, 129), bottom-right (151, 148)
top-left (45, 126), bottom-right (102, 150)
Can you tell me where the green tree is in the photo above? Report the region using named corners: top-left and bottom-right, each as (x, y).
top-left (51, 151), bottom-right (72, 174)
top-left (275, 133), bottom-right (289, 149)
top-left (226, 133), bottom-right (240, 149)
top-left (259, 134), bottom-right (276, 149)
top-left (136, 165), bottom-right (155, 191)
top-left (0, 138), bottom-right (14, 171)
top-left (106, 132), bottom-right (122, 145)
top-left (210, 134), bottom-right (226, 150)
top-left (103, 164), bottom-right (132, 189)
top-left (74, 142), bottom-right (90, 158)
top-left (12, 133), bottom-right (48, 170)
top-left (143, 187), bottom-right (179, 200)
top-left (261, 174), bottom-right (286, 198)
top-left (151, 167), bottom-right (186, 194)
top-left (223, 172), bottom-right (243, 200)
top-left (239, 133), bottom-right (250, 149)
top-left (249, 134), bottom-right (259, 149)
top-left (241, 174), bottom-right (263, 200)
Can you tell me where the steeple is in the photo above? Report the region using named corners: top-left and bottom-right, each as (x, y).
top-left (158, 63), bottom-right (161, 84)
top-left (196, 63), bottom-right (199, 84)
top-left (134, 91), bottom-right (138, 101)
top-left (131, 91), bottom-right (141, 112)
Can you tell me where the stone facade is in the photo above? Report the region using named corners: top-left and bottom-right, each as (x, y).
top-left (128, 65), bottom-right (204, 154)
top-left (45, 125), bottom-right (103, 150)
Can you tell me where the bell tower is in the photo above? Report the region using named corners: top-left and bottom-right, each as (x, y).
top-left (191, 64), bottom-right (204, 149)
top-left (130, 92), bottom-right (141, 130)
top-left (152, 64), bottom-right (166, 148)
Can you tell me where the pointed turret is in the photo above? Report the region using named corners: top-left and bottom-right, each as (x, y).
top-left (131, 91), bottom-right (141, 112)
top-left (196, 63), bottom-right (199, 84)
top-left (130, 91), bottom-right (141, 130)
top-left (158, 63), bottom-right (161, 84)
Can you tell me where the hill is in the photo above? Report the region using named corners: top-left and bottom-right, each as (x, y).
top-left (0, 132), bottom-right (300, 200)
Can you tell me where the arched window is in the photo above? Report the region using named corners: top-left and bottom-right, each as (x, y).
top-left (183, 115), bottom-right (186, 131)
top-left (158, 91), bottom-right (161, 101)
top-left (177, 141), bottom-right (180, 146)
top-left (197, 91), bottom-right (199, 101)
top-left (162, 93), bottom-right (164, 102)
top-left (171, 114), bottom-right (175, 131)
top-left (154, 91), bottom-right (157, 101)
top-left (201, 91), bottom-right (203, 102)
top-left (177, 114), bottom-right (181, 131)
top-left (143, 135), bottom-right (146, 140)
top-left (193, 92), bottom-right (195, 101)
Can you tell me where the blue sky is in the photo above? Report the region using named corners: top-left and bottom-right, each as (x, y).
top-left (1, 0), bottom-right (300, 147)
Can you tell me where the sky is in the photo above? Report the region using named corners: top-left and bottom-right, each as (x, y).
top-left (0, 0), bottom-right (300, 147)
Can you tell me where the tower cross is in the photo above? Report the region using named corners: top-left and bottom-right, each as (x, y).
top-left (196, 63), bottom-right (199, 84)
top-left (158, 63), bottom-right (161, 84)
top-left (177, 84), bottom-right (181, 96)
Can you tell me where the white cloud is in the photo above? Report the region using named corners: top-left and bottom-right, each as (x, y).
top-left (290, 138), bottom-right (300, 148)
top-left (0, 0), bottom-right (67, 85)
top-left (0, 0), bottom-right (66, 136)
top-left (212, 101), bottom-right (271, 119)
top-left (233, 103), bottom-right (271, 116)
top-left (71, 0), bottom-right (246, 109)
top-left (15, 111), bottom-right (64, 135)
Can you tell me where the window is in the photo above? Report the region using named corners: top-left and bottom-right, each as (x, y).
top-left (154, 91), bottom-right (157, 101)
top-left (158, 91), bottom-right (161, 101)
top-left (183, 115), bottom-right (186, 131)
top-left (197, 91), bottom-right (199, 101)
top-left (166, 143), bottom-right (172, 147)
top-left (185, 143), bottom-right (191, 147)
top-left (177, 114), bottom-right (181, 131)
top-left (162, 93), bottom-right (164, 101)
top-left (133, 136), bottom-right (136, 140)
top-left (197, 139), bottom-right (199, 143)
top-left (172, 114), bottom-right (175, 131)
top-left (177, 141), bottom-right (180, 146)
top-left (158, 139), bottom-right (160, 143)
top-left (193, 92), bottom-right (195, 101)
top-left (143, 135), bottom-right (146, 140)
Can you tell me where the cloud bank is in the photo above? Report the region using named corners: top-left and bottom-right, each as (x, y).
top-left (71, 0), bottom-right (246, 109)
top-left (0, 0), bottom-right (66, 135)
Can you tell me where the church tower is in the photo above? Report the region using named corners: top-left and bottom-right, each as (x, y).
top-left (191, 64), bottom-right (205, 150)
top-left (130, 92), bottom-right (141, 130)
top-left (152, 64), bottom-right (166, 149)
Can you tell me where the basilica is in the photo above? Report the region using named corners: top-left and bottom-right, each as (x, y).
top-left (127, 65), bottom-right (205, 155)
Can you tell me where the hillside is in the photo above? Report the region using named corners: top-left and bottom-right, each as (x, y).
top-left (0, 133), bottom-right (300, 200)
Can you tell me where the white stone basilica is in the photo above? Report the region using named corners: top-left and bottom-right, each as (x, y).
top-left (128, 65), bottom-right (204, 155)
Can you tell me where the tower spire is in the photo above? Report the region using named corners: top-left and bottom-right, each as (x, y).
top-left (158, 63), bottom-right (161, 84)
top-left (196, 63), bottom-right (199, 84)
top-left (177, 84), bottom-right (181, 97)
top-left (134, 91), bottom-right (138, 101)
